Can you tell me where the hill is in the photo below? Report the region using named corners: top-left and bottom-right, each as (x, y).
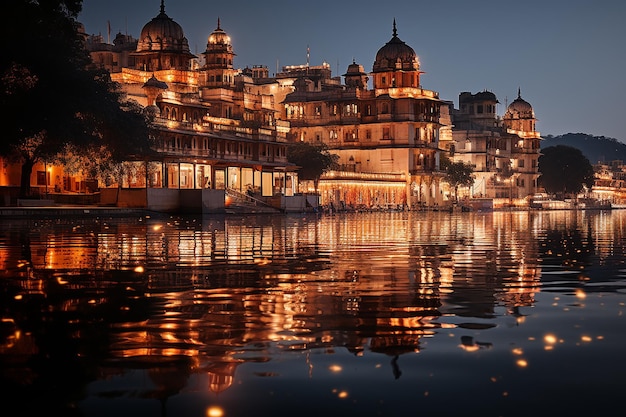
top-left (541, 133), bottom-right (626, 164)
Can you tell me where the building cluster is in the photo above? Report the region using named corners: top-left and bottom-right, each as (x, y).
top-left (1, 1), bottom-right (557, 212)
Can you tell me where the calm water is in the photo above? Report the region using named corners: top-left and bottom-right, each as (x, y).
top-left (1, 210), bottom-right (625, 417)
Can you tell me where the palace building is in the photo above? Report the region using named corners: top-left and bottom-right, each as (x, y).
top-left (446, 89), bottom-right (542, 208)
top-left (283, 20), bottom-right (446, 210)
top-left (1, 1), bottom-right (546, 211)
top-left (84, 2), bottom-right (301, 212)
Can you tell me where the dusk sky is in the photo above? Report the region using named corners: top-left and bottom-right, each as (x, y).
top-left (79, 0), bottom-right (626, 143)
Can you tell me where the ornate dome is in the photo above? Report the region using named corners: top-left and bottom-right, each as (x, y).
top-left (136, 1), bottom-right (190, 53)
top-left (373, 20), bottom-right (419, 73)
top-left (506, 89), bottom-right (535, 119)
top-left (207, 18), bottom-right (231, 47)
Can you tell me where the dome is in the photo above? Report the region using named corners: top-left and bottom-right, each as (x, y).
top-left (506, 89), bottom-right (534, 119)
top-left (136, 1), bottom-right (190, 53)
top-left (207, 18), bottom-right (231, 47)
top-left (343, 60), bottom-right (367, 77)
top-left (373, 20), bottom-right (419, 73)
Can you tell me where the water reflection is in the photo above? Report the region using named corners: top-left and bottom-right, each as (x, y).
top-left (1, 210), bottom-right (625, 416)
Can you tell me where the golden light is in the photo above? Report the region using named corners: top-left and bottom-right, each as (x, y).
top-left (581, 335), bottom-right (592, 343)
top-left (575, 289), bottom-right (586, 299)
top-left (544, 334), bottom-right (558, 345)
top-left (459, 344), bottom-right (479, 352)
top-left (206, 406), bottom-right (224, 417)
top-left (134, 266), bottom-right (145, 273)
top-left (337, 391), bottom-right (349, 399)
top-left (516, 359), bottom-right (528, 368)
top-left (329, 365), bottom-right (342, 373)
top-left (153, 224), bottom-right (163, 231)
top-left (512, 348), bottom-right (524, 355)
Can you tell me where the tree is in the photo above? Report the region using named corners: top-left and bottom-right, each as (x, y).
top-left (444, 161), bottom-right (474, 202)
top-left (538, 145), bottom-right (595, 198)
top-left (287, 142), bottom-right (338, 192)
top-left (0, 0), bottom-right (152, 197)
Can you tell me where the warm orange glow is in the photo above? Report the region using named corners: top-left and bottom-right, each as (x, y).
top-left (459, 344), bottom-right (479, 352)
top-left (581, 335), bottom-right (592, 343)
top-left (512, 348), bottom-right (523, 355)
top-left (516, 359), bottom-right (528, 368)
top-left (329, 365), bottom-right (342, 373)
top-left (544, 334), bottom-right (557, 345)
top-left (575, 289), bottom-right (586, 299)
top-left (134, 266), bottom-right (145, 273)
top-left (206, 406), bottom-right (224, 417)
top-left (337, 391), bottom-right (349, 399)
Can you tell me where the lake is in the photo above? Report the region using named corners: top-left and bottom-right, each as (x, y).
top-left (1, 209), bottom-right (624, 417)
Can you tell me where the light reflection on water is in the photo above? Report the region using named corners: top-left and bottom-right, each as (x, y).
top-left (1, 210), bottom-right (625, 417)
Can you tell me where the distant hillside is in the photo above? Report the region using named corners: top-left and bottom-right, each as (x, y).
top-left (541, 133), bottom-right (626, 164)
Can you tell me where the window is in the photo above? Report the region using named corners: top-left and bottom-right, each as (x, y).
top-left (315, 105), bottom-right (322, 116)
top-left (383, 127), bottom-right (390, 140)
top-left (37, 171), bottom-right (47, 186)
top-left (518, 159), bottom-right (525, 168)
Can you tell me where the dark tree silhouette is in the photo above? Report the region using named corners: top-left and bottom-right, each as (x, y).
top-left (0, 0), bottom-right (152, 197)
top-left (538, 145), bottom-right (595, 197)
top-left (287, 142), bottom-right (338, 192)
top-left (444, 161), bottom-right (474, 202)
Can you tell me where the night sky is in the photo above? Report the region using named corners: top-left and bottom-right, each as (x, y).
top-left (79, 0), bottom-right (626, 142)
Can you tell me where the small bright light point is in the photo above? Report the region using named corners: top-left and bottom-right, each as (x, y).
top-left (206, 406), bottom-right (224, 417)
top-left (544, 334), bottom-right (557, 344)
top-left (575, 289), bottom-right (586, 299)
top-left (329, 365), bottom-right (342, 373)
top-left (581, 335), bottom-right (592, 342)
top-left (134, 266), bottom-right (145, 273)
top-left (516, 359), bottom-right (528, 368)
top-left (512, 348), bottom-right (523, 355)
top-left (337, 390), bottom-right (349, 399)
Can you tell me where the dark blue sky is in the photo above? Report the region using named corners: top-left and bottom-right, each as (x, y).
top-left (80, 0), bottom-right (626, 142)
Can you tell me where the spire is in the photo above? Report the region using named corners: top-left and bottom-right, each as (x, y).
top-left (217, 17), bottom-right (221, 30)
top-left (160, 0), bottom-right (165, 15)
top-left (392, 18), bottom-right (397, 37)
top-left (517, 87), bottom-right (521, 99)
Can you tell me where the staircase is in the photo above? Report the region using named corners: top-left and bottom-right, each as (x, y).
top-left (224, 188), bottom-right (283, 214)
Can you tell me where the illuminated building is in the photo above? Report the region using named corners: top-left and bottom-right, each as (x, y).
top-left (283, 20), bottom-right (446, 209)
top-left (83, 2), bottom-right (299, 212)
top-left (446, 89), bottom-right (542, 208)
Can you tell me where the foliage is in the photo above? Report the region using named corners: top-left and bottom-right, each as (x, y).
top-left (538, 145), bottom-right (595, 197)
top-left (444, 161), bottom-right (474, 201)
top-left (541, 133), bottom-right (626, 164)
top-left (287, 142), bottom-right (338, 190)
top-left (0, 0), bottom-right (152, 197)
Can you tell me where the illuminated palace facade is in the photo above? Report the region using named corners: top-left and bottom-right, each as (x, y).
top-left (86, 3), bottom-right (300, 211)
top-left (284, 21), bottom-right (446, 209)
top-left (445, 89), bottom-right (542, 208)
top-left (0, 1), bottom-right (545, 210)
